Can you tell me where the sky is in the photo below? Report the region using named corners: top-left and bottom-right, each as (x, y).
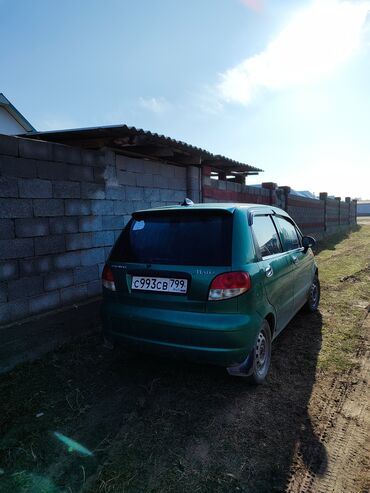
top-left (1, 0), bottom-right (370, 199)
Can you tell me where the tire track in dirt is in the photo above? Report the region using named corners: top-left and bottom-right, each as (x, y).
top-left (287, 312), bottom-right (370, 493)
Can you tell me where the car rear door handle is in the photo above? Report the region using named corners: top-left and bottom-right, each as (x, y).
top-left (265, 265), bottom-right (273, 278)
top-left (291, 255), bottom-right (298, 264)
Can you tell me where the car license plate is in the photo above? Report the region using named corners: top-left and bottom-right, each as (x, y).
top-left (131, 276), bottom-right (188, 294)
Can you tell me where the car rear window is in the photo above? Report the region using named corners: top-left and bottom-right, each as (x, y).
top-left (109, 212), bottom-right (233, 266)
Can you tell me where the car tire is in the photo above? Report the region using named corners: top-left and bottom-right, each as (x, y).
top-left (247, 320), bottom-right (272, 385)
top-left (304, 275), bottom-right (320, 312)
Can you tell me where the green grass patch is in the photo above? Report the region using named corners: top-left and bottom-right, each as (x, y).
top-left (315, 225), bottom-right (370, 372)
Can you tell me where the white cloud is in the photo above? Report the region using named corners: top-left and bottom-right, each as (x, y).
top-left (139, 96), bottom-right (170, 114)
top-left (218, 0), bottom-right (370, 105)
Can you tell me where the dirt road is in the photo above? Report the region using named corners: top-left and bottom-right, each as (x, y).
top-left (0, 226), bottom-right (369, 493)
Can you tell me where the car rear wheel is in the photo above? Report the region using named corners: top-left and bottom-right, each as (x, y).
top-left (304, 275), bottom-right (320, 312)
top-left (247, 320), bottom-right (272, 385)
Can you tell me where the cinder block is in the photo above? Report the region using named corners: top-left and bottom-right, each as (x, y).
top-left (19, 256), bottom-right (52, 276)
top-left (68, 165), bottom-right (94, 182)
top-left (60, 284), bottom-right (88, 305)
top-left (173, 190), bottom-right (186, 202)
top-left (15, 218), bottom-right (49, 238)
top-left (91, 200), bottom-right (114, 215)
top-left (160, 189), bottom-right (175, 202)
top-left (113, 201), bottom-right (131, 215)
top-left (0, 282), bottom-right (7, 303)
top-left (104, 149), bottom-right (115, 167)
top-left (87, 279), bottom-right (101, 297)
top-left (98, 262), bottom-right (105, 277)
top-left (34, 235), bottom-right (65, 255)
top-left (73, 264), bottom-right (99, 283)
top-left (65, 232), bottom-right (92, 251)
top-left (0, 156), bottom-right (37, 178)
top-left (161, 163), bottom-right (176, 178)
top-left (44, 270), bottom-right (74, 291)
top-left (0, 176), bottom-right (18, 197)
top-left (119, 156), bottom-right (144, 173)
top-left (153, 174), bottom-right (169, 189)
top-left (174, 166), bottom-right (186, 179)
top-left (0, 299), bottom-right (29, 325)
top-left (104, 246), bottom-right (112, 258)
top-left (79, 216), bottom-right (102, 232)
top-left (143, 188), bottom-right (160, 201)
top-left (33, 199), bottom-right (64, 217)
top-left (80, 247), bottom-right (106, 266)
top-left (0, 134), bottom-right (19, 156)
top-left (53, 181), bottom-right (81, 199)
top-left (94, 165), bottom-right (117, 184)
top-left (81, 149), bottom-right (105, 167)
top-left (91, 231), bottom-right (115, 247)
top-left (135, 201), bottom-right (151, 211)
top-left (114, 230), bottom-right (122, 241)
top-left (0, 198), bottom-right (32, 218)
top-left (136, 174), bottom-right (154, 187)
top-left (37, 161), bottom-right (68, 180)
top-left (29, 291), bottom-right (60, 314)
top-left (53, 144), bottom-right (81, 164)
top-left (144, 161), bottom-right (161, 175)
top-left (65, 199), bottom-right (91, 216)
top-left (117, 170), bottom-right (136, 186)
top-left (53, 251), bottom-right (81, 270)
top-left (93, 167), bottom-right (104, 184)
top-left (49, 217), bottom-right (79, 235)
top-left (19, 138), bottom-right (53, 161)
top-left (0, 219), bottom-right (14, 239)
top-left (0, 238), bottom-right (34, 260)
top-left (102, 215), bottom-right (126, 230)
top-left (8, 276), bottom-right (44, 300)
top-left (81, 182), bottom-right (105, 199)
top-left (0, 260), bottom-right (19, 280)
top-left (126, 186), bottom-right (143, 201)
top-left (105, 186), bottom-right (126, 201)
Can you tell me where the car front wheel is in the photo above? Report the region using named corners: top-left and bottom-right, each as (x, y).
top-left (247, 320), bottom-right (272, 385)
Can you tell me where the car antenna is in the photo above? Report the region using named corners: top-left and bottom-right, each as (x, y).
top-left (181, 198), bottom-right (194, 206)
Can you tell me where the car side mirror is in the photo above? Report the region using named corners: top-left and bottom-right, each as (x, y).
top-left (302, 235), bottom-right (316, 253)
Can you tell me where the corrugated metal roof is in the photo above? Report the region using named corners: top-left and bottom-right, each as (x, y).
top-left (21, 124), bottom-right (262, 175)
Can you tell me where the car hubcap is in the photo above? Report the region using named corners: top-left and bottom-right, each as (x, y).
top-left (311, 282), bottom-right (318, 307)
top-left (255, 329), bottom-right (269, 376)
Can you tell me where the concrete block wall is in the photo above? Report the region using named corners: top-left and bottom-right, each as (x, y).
top-left (286, 194), bottom-right (325, 235)
top-left (0, 134), bottom-right (187, 324)
top-left (202, 175), bottom-right (270, 204)
top-left (201, 175), bottom-right (357, 239)
top-left (325, 197), bottom-right (341, 233)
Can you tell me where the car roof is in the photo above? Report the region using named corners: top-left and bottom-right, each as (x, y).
top-left (133, 202), bottom-right (291, 217)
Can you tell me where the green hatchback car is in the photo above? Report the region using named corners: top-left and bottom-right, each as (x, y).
top-left (101, 202), bottom-right (320, 383)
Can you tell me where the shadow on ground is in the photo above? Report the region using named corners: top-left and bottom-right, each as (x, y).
top-left (0, 307), bottom-right (325, 493)
top-left (314, 225), bottom-right (360, 254)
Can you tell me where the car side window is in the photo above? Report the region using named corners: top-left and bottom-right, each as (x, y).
top-left (252, 215), bottom-right (282, 257)
top-left (273, 216), bottom-right (301, 251)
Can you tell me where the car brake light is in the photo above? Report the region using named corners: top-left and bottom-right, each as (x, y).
top-left (208, 272), bottom-right (251, 301)
top-left (102, 264), bottom-right (116, 291)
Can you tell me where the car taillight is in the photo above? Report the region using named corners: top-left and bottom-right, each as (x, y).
top-left (102, 264), bottom-right (116, 291)
top-left (208, 272), bottom-right (251, 301)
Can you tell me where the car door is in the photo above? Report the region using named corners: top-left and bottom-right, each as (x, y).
top-left (252, 214), bottom-right (295, 333)
top-left (273, 215), bottom-right (314, 313)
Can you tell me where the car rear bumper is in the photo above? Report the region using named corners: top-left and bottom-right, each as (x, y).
top-left (101, 300), bottom-right (262, 366)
